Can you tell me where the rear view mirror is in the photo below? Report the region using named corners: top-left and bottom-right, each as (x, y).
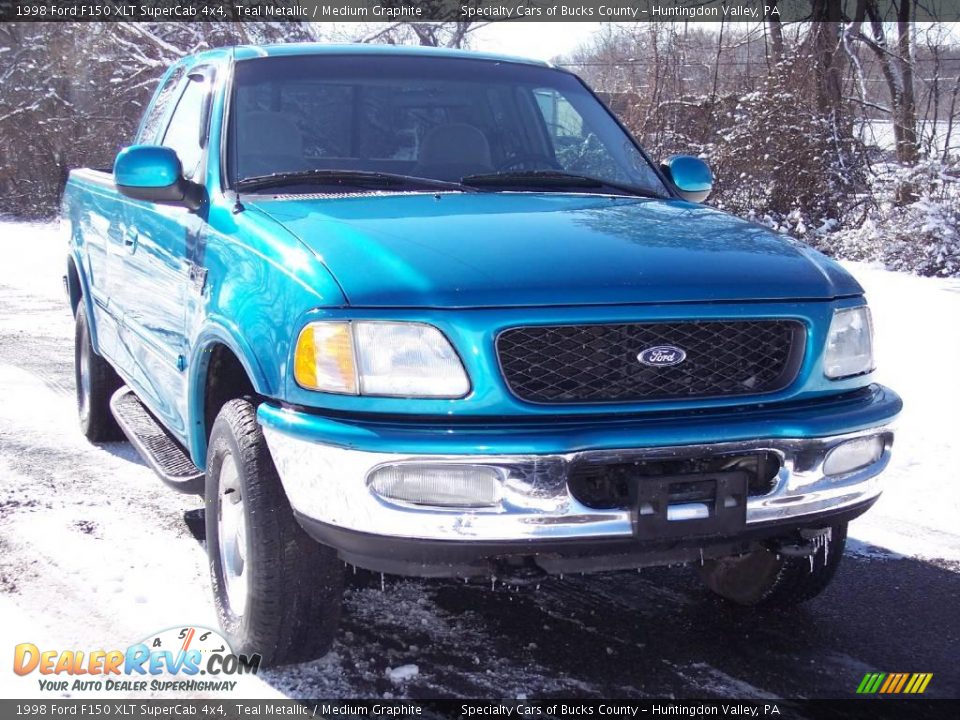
top-left (660, 155), bottom-right (713, 203)
top-left (114, 145), bottom-right (202, 210)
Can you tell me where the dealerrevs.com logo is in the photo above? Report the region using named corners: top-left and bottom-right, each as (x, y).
top-left (13, 626), bottom-right (260, 693)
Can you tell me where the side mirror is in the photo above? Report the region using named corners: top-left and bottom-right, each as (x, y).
top-left (660, 155), bottom-right (713, 203)
top-left (114, 145), bottom-right (202, 210)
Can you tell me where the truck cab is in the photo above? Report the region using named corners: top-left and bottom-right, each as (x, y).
top-left (62, 44), bottom-right (901, 666)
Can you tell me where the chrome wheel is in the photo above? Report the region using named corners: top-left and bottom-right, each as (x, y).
top-left (205, 398), bottom-right (344, 664)
top-left (218, 452), bottom-right (248, 617)
top-left (77, 334), bottom-right (91, 423)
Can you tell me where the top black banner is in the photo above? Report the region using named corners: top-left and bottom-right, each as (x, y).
top-left (2, 0), bottom-right (960, 24)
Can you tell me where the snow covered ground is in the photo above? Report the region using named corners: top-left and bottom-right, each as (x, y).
top-left (839, 259), bottom-right (960, 561)
top-left (0, 221), bottom-right (957, 700)
top-left (858, 119), bottom-right (957, 158)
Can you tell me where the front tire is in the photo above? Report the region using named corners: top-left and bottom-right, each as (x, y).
top-left (74, 303), bottom-right (123, 442)
top-left (205, 399), bottom-right (343, 666)
top-left (698, 523), bottom-right (847, 607)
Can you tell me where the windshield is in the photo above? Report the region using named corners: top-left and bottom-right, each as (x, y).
top-left (228, 54), bottom-right (669, 197)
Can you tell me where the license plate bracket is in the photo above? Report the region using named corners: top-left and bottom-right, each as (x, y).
top-left (633, 470), bottom-right (748, 540)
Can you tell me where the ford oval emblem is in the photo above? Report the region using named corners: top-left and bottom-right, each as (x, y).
top-left (637, 345), bottom-right (687, 367)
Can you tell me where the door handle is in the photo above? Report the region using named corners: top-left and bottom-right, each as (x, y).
top-left (123, 229), bottom-right (138, 253)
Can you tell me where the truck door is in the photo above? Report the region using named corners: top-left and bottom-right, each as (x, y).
top-left (103, 64), bottom-right (185, 380)
top-left (116, 68), bottom-right (214, 442)
top-left (69, 171), bottom-right (125, 364)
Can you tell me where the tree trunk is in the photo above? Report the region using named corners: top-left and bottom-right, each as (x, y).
top-left (810, 0), bottom-right (844, 121)
top-left (857, 0), bottom-right (920, 166)
top-left (767, 2), bottom-right (785, 68)
top-left (895, 1), bottom-right (919, 164)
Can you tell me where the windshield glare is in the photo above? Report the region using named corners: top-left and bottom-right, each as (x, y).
top-left (229, 55), bottom-right (668, 196)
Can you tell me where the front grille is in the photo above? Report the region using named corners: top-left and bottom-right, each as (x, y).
top-left (496, 320), bottom-right (804, 403)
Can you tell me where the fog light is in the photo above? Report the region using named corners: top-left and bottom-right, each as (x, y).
top-left (823, 436), bottom-right (884, 476)
top-left (368, 464), bottom-right (502, 508)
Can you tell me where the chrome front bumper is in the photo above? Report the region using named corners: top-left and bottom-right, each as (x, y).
top-left (262, 425), bottom-right (894, 543)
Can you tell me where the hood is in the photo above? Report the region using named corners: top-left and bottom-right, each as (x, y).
top-left (251, 193), bottom-right (862, 308)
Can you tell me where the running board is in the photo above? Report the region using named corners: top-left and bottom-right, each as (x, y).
top-left (110, 387), bottom-right (204, 494)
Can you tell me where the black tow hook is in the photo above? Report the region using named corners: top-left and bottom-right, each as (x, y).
top-left (767, 527), bottom-right (832, 558)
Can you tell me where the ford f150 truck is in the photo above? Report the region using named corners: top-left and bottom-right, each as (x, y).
top-left (62, 44), bottom-right (901, 665)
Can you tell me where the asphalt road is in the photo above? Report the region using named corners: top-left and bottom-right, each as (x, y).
top-left (0, 277), bottom-right (957, 701)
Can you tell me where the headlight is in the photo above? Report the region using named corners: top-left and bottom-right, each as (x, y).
top-left (294, 321), bottom-right (469, 398)
top-left (824, 307), bottom-right (874, 379)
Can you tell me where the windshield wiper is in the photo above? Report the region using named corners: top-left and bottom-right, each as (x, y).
top-left (460, 170), bottom-right (660, 198)
top-left (236, 169), bottom-right (471, 193)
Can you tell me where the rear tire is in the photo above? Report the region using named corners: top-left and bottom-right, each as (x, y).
top-left (205, 399), bottom-right (343, 666)
top-left (698, 524), bottom-right (847, 607)
top-left (74, 303), bottom-right (123, 442)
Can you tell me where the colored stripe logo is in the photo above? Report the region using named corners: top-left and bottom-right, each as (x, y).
top-left (857, 672), bottom-right (933, 694)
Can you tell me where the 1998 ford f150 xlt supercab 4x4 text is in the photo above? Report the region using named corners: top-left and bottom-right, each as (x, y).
top-left (62, 44), bottom-right (901, 665)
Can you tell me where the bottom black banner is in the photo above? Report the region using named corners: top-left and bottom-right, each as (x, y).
top-left (1, 699), bottom-right (958, 720)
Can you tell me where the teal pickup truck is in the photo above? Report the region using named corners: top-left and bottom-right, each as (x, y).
top-left (62, 44), bottom-right (901, 665)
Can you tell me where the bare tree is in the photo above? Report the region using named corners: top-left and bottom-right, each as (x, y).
top-left (850, 0), bottom-right (920, 165)
top-left (766, 0), bottom-right (785, 66)
top-left (808, 0), bottom-right (846, 121)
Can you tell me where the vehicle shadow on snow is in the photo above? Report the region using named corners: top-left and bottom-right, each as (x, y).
top-left (181, 512), bottom-right (960, 698)
top-left (94, 440), bottom-right (151, 467)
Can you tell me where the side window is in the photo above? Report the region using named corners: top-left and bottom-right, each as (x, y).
top-left (534, 88), bottom-right (584, 140)
top-left (161, 74), bottom-right (210, 182)
top-left (137, 67), bottom-right (185, 145)
top-left (533, 88), bottom-right (611, 177)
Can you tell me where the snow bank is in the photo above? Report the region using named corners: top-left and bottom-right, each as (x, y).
top-left (841, 261), bottom-right (960, 562)
top-left (0, 221), bottom-right (66, 301)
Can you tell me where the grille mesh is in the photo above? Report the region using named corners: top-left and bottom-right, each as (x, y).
top-left (496, 320), bottom-right (804, 403)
